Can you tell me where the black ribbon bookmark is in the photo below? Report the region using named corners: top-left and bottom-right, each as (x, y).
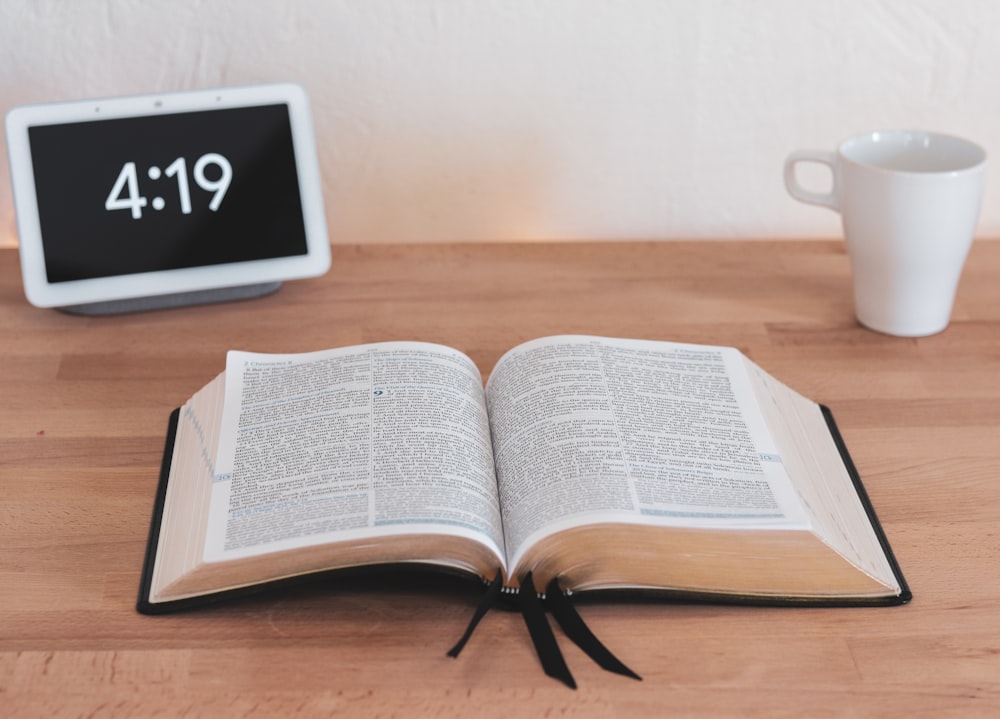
top-left (447, 571), bottom-right (641, 688)
top-left (520, 573), bottom-right (576, 689)
top-left (544, 577), bottom-right (641, 681)
top-left (447, 569), bottom-right (504, 658)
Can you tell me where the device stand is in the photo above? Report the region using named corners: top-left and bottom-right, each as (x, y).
top-left (56, 282), bottom-right (282, 316)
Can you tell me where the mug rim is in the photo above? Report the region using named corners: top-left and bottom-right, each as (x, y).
top-left (838, 129), bottom-right (987, 174)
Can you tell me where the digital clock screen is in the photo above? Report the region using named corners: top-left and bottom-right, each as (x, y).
top-left (27, 103), bottom-right (308, 283)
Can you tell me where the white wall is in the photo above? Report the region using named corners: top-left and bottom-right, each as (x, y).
top-left (3, 0), bottom-right (1000, 246)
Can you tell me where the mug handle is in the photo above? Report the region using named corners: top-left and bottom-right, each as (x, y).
top-left (783, 150), bottom-right (839, 211)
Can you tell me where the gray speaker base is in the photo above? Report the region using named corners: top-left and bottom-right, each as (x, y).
top-left (56, 282), bottom-right (283, 316)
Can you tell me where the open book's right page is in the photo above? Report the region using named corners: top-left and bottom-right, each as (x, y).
top-left (484, 335), bottom-right (812, 574)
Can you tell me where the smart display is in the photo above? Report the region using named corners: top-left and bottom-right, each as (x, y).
top-left (6, 83), bottom-right (330, 311)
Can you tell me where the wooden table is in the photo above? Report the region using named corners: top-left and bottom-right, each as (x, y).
top-left (2, 240), bottom-right (999, 717)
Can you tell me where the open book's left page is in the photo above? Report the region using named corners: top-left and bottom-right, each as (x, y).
top-left (207, 342), bottom-right (506, 564)
top-left (148, 342), bottom-right (506, 605)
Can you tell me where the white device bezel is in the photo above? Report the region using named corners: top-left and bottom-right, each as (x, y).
top-left (5, 83), bottom-right (330, 309)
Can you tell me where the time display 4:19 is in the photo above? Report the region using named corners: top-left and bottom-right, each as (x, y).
top-left (105, 153), bottom-right (233, 219)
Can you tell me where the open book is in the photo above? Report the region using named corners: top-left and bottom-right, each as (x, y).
top-left (138, 335), bottom-right (909, 614)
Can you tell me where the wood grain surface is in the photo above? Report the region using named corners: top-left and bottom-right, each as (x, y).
top-left (2, 240), bottom-right (999, 718)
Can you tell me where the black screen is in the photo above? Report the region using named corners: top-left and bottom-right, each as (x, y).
top-left (28, 103), bottom-right (309, 283)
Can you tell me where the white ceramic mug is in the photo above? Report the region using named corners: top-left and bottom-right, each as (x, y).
top-left (784, 130), bottom-right (987, 336)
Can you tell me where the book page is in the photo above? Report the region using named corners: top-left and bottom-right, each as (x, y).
top-left (485, 336), bottom-right (809, 570)
top-left (149, 373), bottom-right (226, 598)
top-left (744, 359), bottom-right (898, 589)
top-left (203, 342), bottom-right (505, 565)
